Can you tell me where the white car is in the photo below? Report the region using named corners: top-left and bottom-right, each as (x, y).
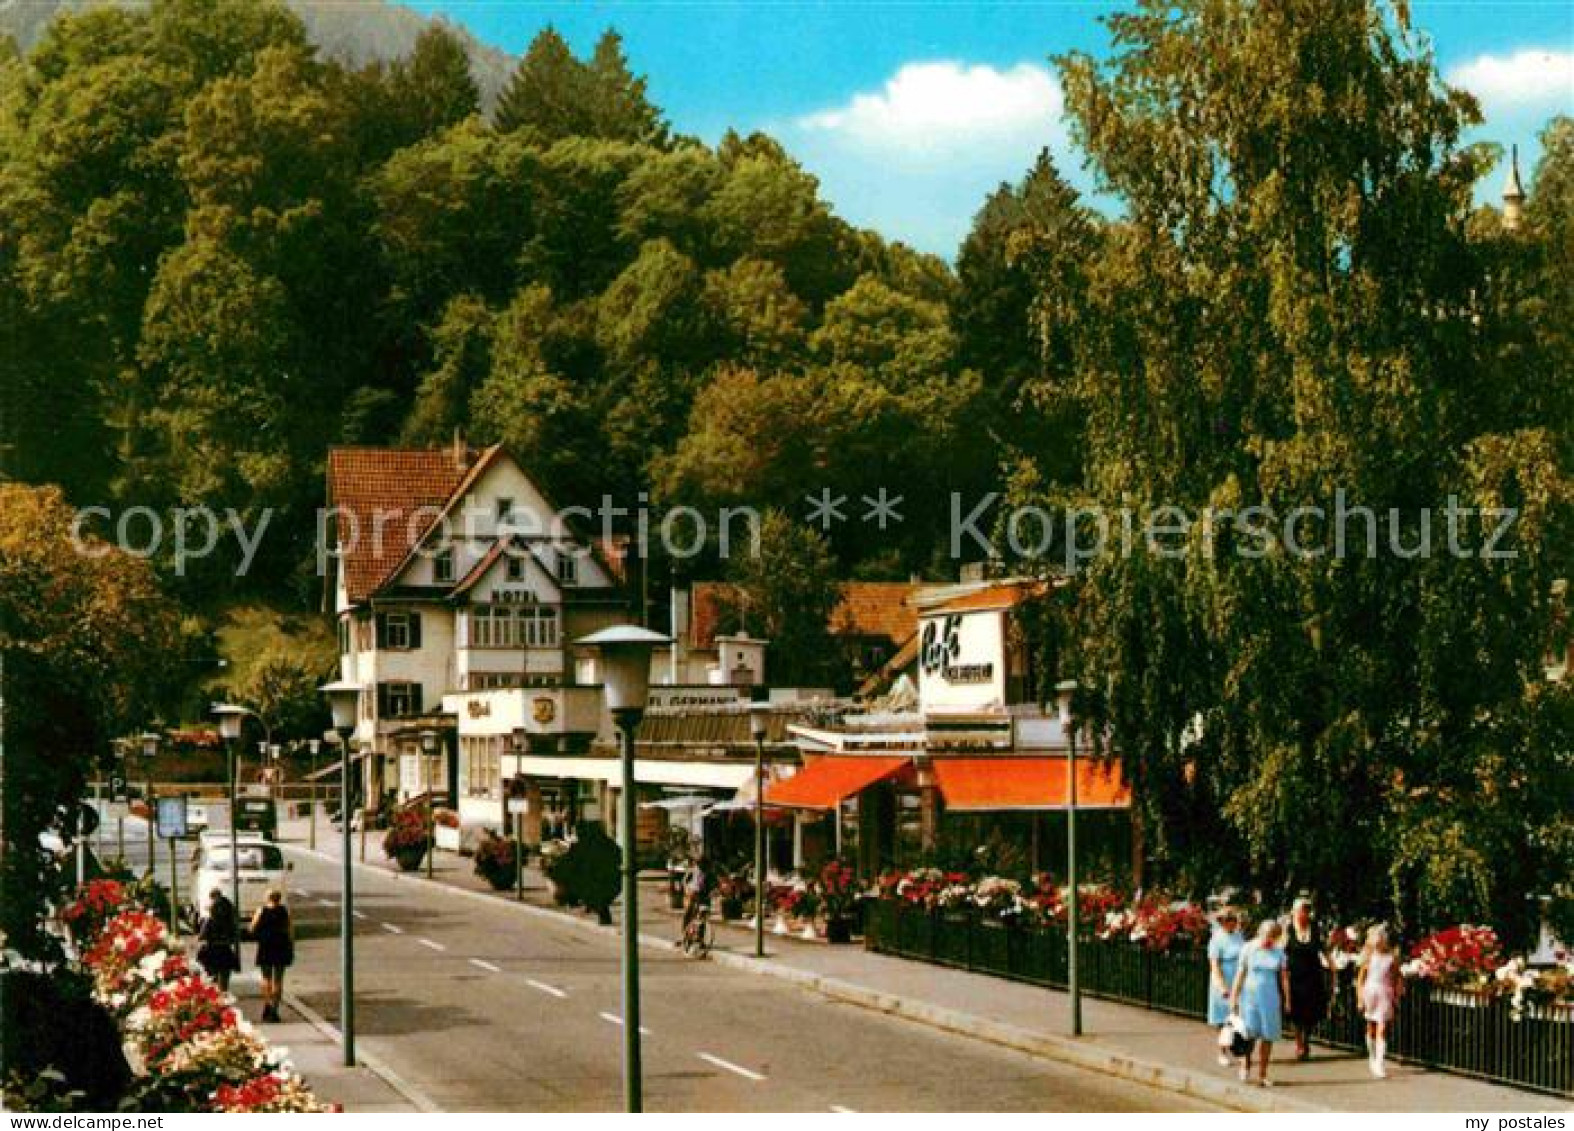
top-left (190, 835), bottom-right (290, 920)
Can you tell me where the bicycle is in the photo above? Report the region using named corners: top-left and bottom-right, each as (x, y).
top-left (680, 899), bottom-right (714, 958)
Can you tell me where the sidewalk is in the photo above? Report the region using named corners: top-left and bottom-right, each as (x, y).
top-left (223, 967), bottom-right (422, 1112)
top-left (277, 817), bottom-right (1571, 1114)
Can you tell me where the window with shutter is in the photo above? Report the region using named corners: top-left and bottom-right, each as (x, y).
top-left (408, 612), bottom-right (422, 649)
top-left (375, 613), bottom-right (388, 649)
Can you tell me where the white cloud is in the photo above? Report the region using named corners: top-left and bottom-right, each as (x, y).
top-left (780, 60), bottom-right (1080, 256)
top-left (1448, 49), bottom-right (1574, 111)
top-left (795, 60), bottom-right (1065, 161)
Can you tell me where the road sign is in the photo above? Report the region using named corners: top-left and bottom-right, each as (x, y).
top-left (155, 796), bottom-right (188, 840)
top-left (507, 797), bottom-right (530, 816)
top-left (108, 772), bottom-right (128, 802)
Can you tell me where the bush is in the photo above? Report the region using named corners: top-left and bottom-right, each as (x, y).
top-left (0, 969), bottom-right (131, 1110)
top-left (542, 825), bottom-right (621, 923)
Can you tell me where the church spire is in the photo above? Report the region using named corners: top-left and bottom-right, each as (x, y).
top-left (1502, 144), bottom-right (1525, 232)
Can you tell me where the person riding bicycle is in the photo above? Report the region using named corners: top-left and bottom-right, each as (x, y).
top-left (680, 854), bottom-right (715, 941)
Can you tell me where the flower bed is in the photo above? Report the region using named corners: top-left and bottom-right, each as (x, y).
top-left (57, 880), bottom-right (337, 1113)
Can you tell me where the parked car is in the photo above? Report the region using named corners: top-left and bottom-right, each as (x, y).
top-left (233, 796), bottom-right (277, 839)
top-left (189, 835), bottom-right (290, 920)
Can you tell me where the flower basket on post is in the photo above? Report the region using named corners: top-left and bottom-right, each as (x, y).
top-left (473, 831), bottom-right (526, 891)
top-left (817, 859), bottom-right (858, 944)
top-left (383, 810), bottom-right (431, 872)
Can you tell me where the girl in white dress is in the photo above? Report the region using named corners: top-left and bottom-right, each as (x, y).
top-left (1356, 925), bottom-right (1401, 1078)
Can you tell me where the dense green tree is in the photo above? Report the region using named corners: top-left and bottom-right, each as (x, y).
top-left (700, 258), bottom-right (808, 366)
top-left (723, 509), bottom-right (842, 686)
top-left (402, 294), bottom-right (494, 445)
top-left (496, 27), bottom-right (666, 146)
top-left (811, 274), bottom-right (957, 389)
top-left (391, 24), bottom-right (480, 136)
top-left (1011, 0), bottom-right (1571, 939)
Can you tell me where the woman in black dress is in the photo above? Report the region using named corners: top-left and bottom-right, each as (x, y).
top-left (249, 889), bottom-right (294, 1024)
top-left (1284, 897), bottom-right (1330, 1060)
top-left (196, 888), bottom-right (241, 992)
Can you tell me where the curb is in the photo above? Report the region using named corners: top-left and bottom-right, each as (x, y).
top-left (280, 840), bottom-right (1324, 1113)
top-left (283, 991), bottom-right (442, 1113)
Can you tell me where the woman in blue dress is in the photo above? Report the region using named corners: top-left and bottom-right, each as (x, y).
top-left (1207, 908), bottom-right (1246, 1065)
top-left (1230, 918), bottom-right (1289, 1086)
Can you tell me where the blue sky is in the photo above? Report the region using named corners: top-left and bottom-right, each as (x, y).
top-left (415, 1), bottom-right (1574, 256)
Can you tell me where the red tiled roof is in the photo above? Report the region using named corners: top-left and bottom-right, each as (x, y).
top-left (831, 581), bottom-right (920, 643)
top-left (689, 580), bottom-right (920, 649)
top-left (327, 447), bottom-right (472, 604)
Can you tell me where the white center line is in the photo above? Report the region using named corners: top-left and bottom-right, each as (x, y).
top-left (352, 910), bottom-right (368, 920)
top-left (697, 1052), bottom-right (765, 1082)
top-left (317, 898), bottom-right (337, 907)
top-left (469, 958), bottom-right (502, 974)
top-left (381, 922), bottom-right (404, 934)
top-left (598, 1012), bottom-right (651, 1035)
top-left (526, 979), bottom-right (568, 999)
top-left (293, 888), bottom-right (312, 898)
top-left (417, 938), bottom-right (447, 952)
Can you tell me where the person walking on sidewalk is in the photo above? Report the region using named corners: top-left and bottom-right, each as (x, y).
top-left (196, 887), bottom-right (241, 993)
top-left (1207, 908), bottom-right (1246, 1066)
top-left (1284, 897), bottom-right (1331, 1060)
top-left (250, 889), bottom-right (295, 1024)
top-left (1357, 925), bottom-right (1401, 1078)
top-left (1231, 919), bottom-right (1289, 1087)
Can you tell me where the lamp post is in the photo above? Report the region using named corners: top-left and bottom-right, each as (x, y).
top-left (1056, 679), bottom-right (1082, 1037)
top-left (576, 625), bottom-right (668, 1114)
top-left (308, 738), bottom-right (321, 850)
top-left (210, 706), bottom-right (246, 924)
top-left (420, 729), bottom-right (438, 879)
top-left (749, 704), bottom-right (768, 959)
top-left (319, 679), bottom-right (362, 1067)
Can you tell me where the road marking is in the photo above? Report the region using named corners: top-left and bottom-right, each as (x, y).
top-left (697, 1052), bottom-right (765, 1082)
top-left (294, 888), bottom-right (312, 898)
top-left (526, 979), bottom-right (567, 999)
top-left (417, 938), bottom-right (446, 952)
top-left (469, 958), bottom-right (501, 974)
top-left (598, 1012), bottom-right (651, 1035)
top-left (381, 922), bottom-right (404, 934)
top-left (352, 910), bottom-right (368, 920)
top-left (830, 1106), bottom-right (857, 1114)
top-left (317, 898), bottom-right (337, 907)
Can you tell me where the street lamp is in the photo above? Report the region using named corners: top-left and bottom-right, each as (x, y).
top-left (319, 679), bottom-right (362, 1068)
top-left (1056, 679), bottom-right (1082, 1037)
top-left (210, 705), bottom-right (247, 927)
top-left (420, 729), bottom-right (438, 879)
top-left (576, 624), bottom-right (669, 1114)
top-left (307, 738), bottom-right (321, 850)
top-left (749, 704), bottom-right (769, 959)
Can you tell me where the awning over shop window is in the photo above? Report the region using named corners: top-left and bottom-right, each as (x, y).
top-left (931, 757), bottom-right (1131, 812)
top-left (762, 754), bottom-right (911, 810)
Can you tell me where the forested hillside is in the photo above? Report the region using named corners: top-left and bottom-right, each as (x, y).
top-left (0, 0), bottom-right (1039, 604)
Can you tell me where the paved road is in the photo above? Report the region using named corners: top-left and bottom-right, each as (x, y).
top-left (273, 851), bottom-right (1219, 1112)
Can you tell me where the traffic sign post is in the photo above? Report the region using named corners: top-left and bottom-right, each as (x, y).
top-left (155, 796), bottom-right (188, 940)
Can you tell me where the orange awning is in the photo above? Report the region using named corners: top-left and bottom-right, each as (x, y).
top-left (932, 757), bottom-right (1131, 812)
top-left (763, 755), bottom-right (912, 810)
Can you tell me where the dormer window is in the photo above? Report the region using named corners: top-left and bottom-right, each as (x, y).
top-left (557, 548), bottom-right (579, 586)
top-left (506, 554), bottom-right (526, 582)
top-left (434, 547), bottom-right (454, 583)
top-left (496, 497), bottom-right (514, 524)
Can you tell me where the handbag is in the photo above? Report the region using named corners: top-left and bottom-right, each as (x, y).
top-left (1219, 1014), bottom-right (1252, 1057)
